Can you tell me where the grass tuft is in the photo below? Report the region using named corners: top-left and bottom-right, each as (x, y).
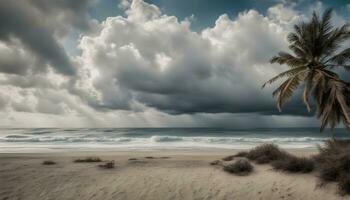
top-left (223, 159), bottom-right (253, 176)
top-left (99, 160), bottom-right (115, 169)
top-left (222, 155), bottom-right (235, 161)
top-left (315, 140), bottom-right (350, 182)
top-left (314, 139), bottom-right (350, 195)
top-left (234, 151), bottom-right (249, 157)
top-left (233, 144), bottom-right (314, 173)
top-left (210, 160), bottom-right (222, 166)
top-left (245, 144), bottom-right (289, 164)
top-left (74, 157), bottom-right (102, 163)
top-left (271, 156), bottom-right (314, 173)
top-left (222, 152), bottom-right (249, 162)
top-left (338, 174), bottom-right (350, 196)
top-left (42, 160), bottom-right (56, 165)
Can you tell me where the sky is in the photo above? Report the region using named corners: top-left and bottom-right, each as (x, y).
top-left (0, 0), bottom-right (349, 128)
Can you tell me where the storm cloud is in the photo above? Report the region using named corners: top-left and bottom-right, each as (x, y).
top-left (0, 0), bottom-right (95, 75)
top-left (0, 0), bottom-right (343, 127)
top-left (73, 0), bottom-right (307, 115)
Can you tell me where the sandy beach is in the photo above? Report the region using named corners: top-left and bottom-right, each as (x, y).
top-left (0, 149), bottom-right (349, 200)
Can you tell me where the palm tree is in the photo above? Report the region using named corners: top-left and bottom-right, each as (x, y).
top-left (262, 8), bottom-right (350, 132)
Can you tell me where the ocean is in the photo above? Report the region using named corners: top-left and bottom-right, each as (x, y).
top-left (0, 128), bottom-right (349, 152)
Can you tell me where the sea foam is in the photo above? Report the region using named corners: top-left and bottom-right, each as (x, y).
top-left (0, 128), bottom-right (348, 152)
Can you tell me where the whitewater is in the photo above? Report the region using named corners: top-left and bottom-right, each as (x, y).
top-left (0, 128), bottom-right (349, 152)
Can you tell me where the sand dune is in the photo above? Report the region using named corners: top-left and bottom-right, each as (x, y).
top-left (0, 150), bottom-right (348, 200)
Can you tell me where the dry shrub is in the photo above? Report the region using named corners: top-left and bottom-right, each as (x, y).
top-left (223, 159), bottom-right (253, 176)
top-left (99, 160), bottom-right (115, 169)
top-left (42, 160), bottom-right (56, 165)
top-left (222, 151), bottom-right (249, 161)
top-left (222, 155), bottom-right (235, 161)
top-left (316, 140), bottom-right (350, 182)
top-left (234, 151), bottom-right (248, 157)
top-left (246, 144), bottom-right (289, 164)
top-left (315, 139), bottom-right (350, 195)
top-left (237, 144), bottom-right (314, 173)
top-left (272, 156), bottom-right (314, 173)
top-left (74, 157), bottom-right (102, 163)
top-left (338, 174), bottom-right (350, 196)
top-left (210, 160), bottom-right (222, 166)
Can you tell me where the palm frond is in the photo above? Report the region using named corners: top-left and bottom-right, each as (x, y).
top-left (321, 23), bottom-right (350, 58)
top-left (317, 79), bottom-right (350, 131)
top-left (313, 73), bottom-right (326, 108)
top-left (270, 52), bottom-right (306, 67)
top-left (326, 48), bottom-right (350, 66)
top-left (262, 66), bottom-right (306, 88)
top-left (320, 8), bottom-right (333, 34)
top-left (272, 73), bottom-right (304, 111)
top-left (288, 44), bottom-right (308, 58)
top-left (302, 70), bottom-right (316, 112)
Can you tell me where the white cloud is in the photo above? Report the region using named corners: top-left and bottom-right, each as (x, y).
top-left (118, 0), bottom-right (131, 10)
top-left (126, 0), bottom-right (161, 22)
top-left (267, 4), bottom-right (301, 25)
top-left (74, 0), bottom-right (291, 116)
top-left (0, 0), bottom-right (344, 127)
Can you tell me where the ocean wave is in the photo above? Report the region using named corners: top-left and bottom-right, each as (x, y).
top-left (150, 135), bottom-right (184, 142)
top-left (0, 134), bottom-right (326, 145)
top-left (151, 136), bottom-right (325, 143)
top-left (0, 136), bottom-right (132, 143)
top-left (0, 128), bottom-right (348, 152)
top-left (5, 135), bottom-right (30, 138)
top-left (27, 131), bottom-right (54, 135)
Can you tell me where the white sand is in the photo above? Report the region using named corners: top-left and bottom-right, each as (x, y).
top-left (0, 149), bottom-right (349, 200)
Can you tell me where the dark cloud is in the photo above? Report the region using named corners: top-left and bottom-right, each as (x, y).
top-left (28, 0), bottom-right (96, 33)
top-left (0, 0), bottom-right (345, 127)
top-left (0, 0), bottom-right (96, 117)
top-left (70, 1), bottom-right (330, 120)
top-left (73, 1), bottom-right (309, 117)
top-left (0, 0), bottom-right (95, 76)
top-left (0, 44), bottom-right (32, 75)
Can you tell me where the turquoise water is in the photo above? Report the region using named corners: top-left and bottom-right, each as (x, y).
top-left (0, 128), bottom-right (349, 152)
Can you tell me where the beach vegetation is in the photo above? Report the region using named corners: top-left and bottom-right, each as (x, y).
top-left (223, 159), bottom-right (253, 175)
top-left (99, 160), bottom-right (115, 169)
top-left (74, 157), bottom-right (102, 163)
top-left (234, 151), bottom-right (249, 157)
top-left (338, 175), bottom-right (350, 196)
top-left (314, 139), bottom-right (350, 194)
top-left (271, 156), bottom-right (314, 173)
top-left (222, 151), bottom-right (249, 161)
top-left (234, 144), bottom-right (314, 173)
top-left (210, 160), bottom-right (223, 165)
top-left (245, 143), bottom-right (289, 164)
top-left (42, 160), bottom-right (56, 165)
top-left (222, 155), bottom-right (235, 161)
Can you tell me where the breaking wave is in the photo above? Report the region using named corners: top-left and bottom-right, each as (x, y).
top-left (0, 128), bottom-right (348, 152)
